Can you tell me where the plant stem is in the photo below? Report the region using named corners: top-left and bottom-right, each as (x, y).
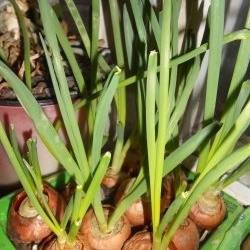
top-left (108, 0), bottom-right (127, 173)
top-left (64, 0), bottom-right (111, 72)
top-left (196, 0), bottom-right (225, 174)
top-left (68, 152), bottom-right (111, 241)
top-left (10, 0), bottom-right (31, 90)
top-left (0, 123), bottom-right (62, 236)
top-left (117, 29), bottom-right (250, 89)
top-left (146, 51), bottom-right (158, 232)
top-left (71, 185), bottom-right (83, 224)
top-left (52, 12), bottom-right (86, 95)
top-left (91, 0), bottom-right (101, 92)
top-left (154, 0), bottom-right (171, 235)
top-left (221, 157), bottom-right (250, 189)
top-left (68, 220), bottom-right (82, 244)
top-left (207, 8), bottom-right (250, 159)
top-left (73, 28), bottom-right (250, 110)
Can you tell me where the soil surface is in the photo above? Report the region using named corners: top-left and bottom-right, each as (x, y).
top-left (0, 52), bottom-right (91, 102)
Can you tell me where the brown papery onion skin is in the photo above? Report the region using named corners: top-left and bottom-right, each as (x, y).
top-left (80, 205), bottom-right (131, 250)
top-left (102, 167), bottom-right (129, 190)
top-left (188, 189), bottom-right (226, 230)
top-left (115, 177), bottom-right (170, 227)
top-left (62, 180), bottom-right (76, 204)
top-left (101, 167), bottom-right (130, 203)
top-left (114, 178), bottom-right (150, 226)
top-left (123, 218), bottom-right (199, 250)
top-left (7, 184), bottom-right (65, 245)
top-left (122, 147), bottom-right (142, 176)
top-left (122, 231), bottom-right (152, 250)
top-left (168, 218), bottom-right (200, 250)
top-left (162, 173), bottom-right (176, 209)
top-left (39, 234), bottom-right (86, 250)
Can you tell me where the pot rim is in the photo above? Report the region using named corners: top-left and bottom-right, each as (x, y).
top-left (0, 98), bottom-right (57, 107)
top-left (0, 95), bottom-right (81, 107)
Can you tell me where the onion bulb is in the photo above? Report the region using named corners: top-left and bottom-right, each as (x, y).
top-left (115, 178), bottom-right (169, 227)
top-left (188, 188), bottom-right (226, 230)
top-left (80, 205), bottom-right (131, 250)
top-left (122, 231), bottom-right (152, 250)
top-left (168, 218), bottom-right (200, 250)
top-left (39, 234), bottom-right (86, 250)
top-left (7, 184), bottom-right (65, 246)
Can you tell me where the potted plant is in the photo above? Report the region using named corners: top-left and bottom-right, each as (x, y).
top-left (0, 0), bottom-right (89, 190)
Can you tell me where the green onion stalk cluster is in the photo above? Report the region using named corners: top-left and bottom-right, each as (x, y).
top-left (141, 1), bottom-right (250, 249)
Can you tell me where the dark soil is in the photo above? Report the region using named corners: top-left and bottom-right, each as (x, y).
top-left (0, 52), bottom-right (91, 102)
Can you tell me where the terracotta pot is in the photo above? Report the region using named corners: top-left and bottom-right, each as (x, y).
top-left (80, 206), bottom-right (131, 250)
top-left (0, 99), bottom-right (86, 192)
top-left (7, 183), bottom-right (65, 246)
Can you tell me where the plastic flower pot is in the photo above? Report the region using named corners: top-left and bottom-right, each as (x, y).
top-left (0, 99), bottom-right (86, 194)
